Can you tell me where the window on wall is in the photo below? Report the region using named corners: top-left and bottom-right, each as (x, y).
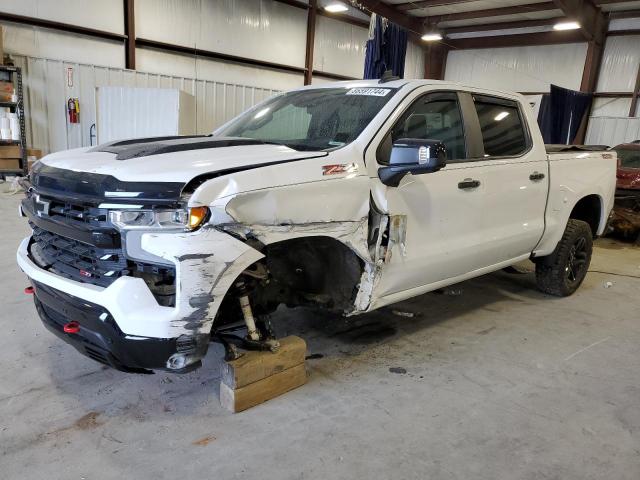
top-left (391, 93), bottom-right (466, 160)
top-left (473, 96), bottom-right (529, 157)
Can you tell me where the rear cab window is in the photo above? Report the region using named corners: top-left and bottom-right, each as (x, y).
top-left (472, 95), bottom-right (530, 157)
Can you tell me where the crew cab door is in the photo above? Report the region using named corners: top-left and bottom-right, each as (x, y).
top-left (367, 90), bottom-right (490, 297)
top-left (468, 94), bottom-right (548, 265)
top-left (366, 89), bottom-right (547, 298)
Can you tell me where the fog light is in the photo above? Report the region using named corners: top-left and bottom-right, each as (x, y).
top-left (167, 353), bottom-right (188, 370)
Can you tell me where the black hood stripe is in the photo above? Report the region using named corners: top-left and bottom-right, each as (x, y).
top-left (91, 136), bottom-right (271, 160)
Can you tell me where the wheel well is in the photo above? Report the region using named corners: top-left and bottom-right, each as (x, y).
top-left (215, 236), bottom-right (365, 327)
top-left (569, 194), bottom-right (602, 236)
top-left (261, 236), bottom-right (364, 309)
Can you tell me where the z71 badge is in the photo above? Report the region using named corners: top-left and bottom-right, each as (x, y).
top-left (322, 163), bottom-right (358, 176)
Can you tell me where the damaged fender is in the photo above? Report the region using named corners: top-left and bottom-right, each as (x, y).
top-left (141, 227), bottom-right (264, 335)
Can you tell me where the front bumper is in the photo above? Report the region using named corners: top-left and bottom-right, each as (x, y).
top-left (17, 226), bottom-right (265, 372)
top-left (32, 280), bottom-right (207, 373)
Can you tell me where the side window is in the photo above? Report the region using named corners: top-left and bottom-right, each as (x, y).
top-left (473, 97), bottom-right (528, 157)
top-left (390, 94), bottom-right (466, 161)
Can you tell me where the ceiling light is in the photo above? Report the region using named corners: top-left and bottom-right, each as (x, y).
top-left (421, 33), bottom-right (443, 42)
top-left (494, 111), bottom-right (509, 121)
top-left (553, 21), bottom-right (580, 31)
top-left (324, 3), bottom-right (349, 13)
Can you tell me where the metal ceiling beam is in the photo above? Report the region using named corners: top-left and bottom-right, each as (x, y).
top-left (396, 0), bottom-right (480, 11)
top-left (609, 9), bottom-right (640, 19)
top-left (317, 10), bottom-right (370, 28)
top-left (446, 29), bottom-right (584, 48)
top-left (356, 0), bottom-right (424, 33)
top-left (272, 0), bottom-right (309, 9)
top-left (0, 10), bottom-right (127, 42)
top-left (551, 0), bottom-right (606, 42)
top-left (444, 16), bottom-right (566, 34)
top-left (272, 0), bottom-right (370, 28)
top-left (594, 0), bottom-right (640, 4)
top-left (430, 2), bottom-right (557, 24)
top-left (135, 38), bottom-right (308, 75)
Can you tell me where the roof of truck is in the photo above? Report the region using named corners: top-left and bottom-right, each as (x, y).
top-left (293, 79), bottom-right (526, 101)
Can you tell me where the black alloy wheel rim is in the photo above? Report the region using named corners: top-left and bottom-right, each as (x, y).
top-left (566, 236), bottom-right (588, 283)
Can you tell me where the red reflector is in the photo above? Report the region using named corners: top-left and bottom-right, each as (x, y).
top-left (63, 321), bottom-right (81, 334)
top-left (24, 286), bottom-right (34, 294)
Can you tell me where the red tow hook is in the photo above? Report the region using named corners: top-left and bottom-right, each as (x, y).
top-left (24, 286), bottom-right (34, 295)
top-left (63, 321), bottom-right (81, 334)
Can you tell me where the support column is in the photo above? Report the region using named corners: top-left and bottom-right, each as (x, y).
top-left (424, 43), bottom-right (448, 80)
top-left (304, 0), bottom-right (317, 85)
top-left (629, 63), bottom-right (640, 117)
top-left (124, 0), bottom-right (135, 70)
top-left (574, 17), bottom-right (607, 144)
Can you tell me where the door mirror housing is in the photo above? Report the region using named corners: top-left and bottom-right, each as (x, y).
top-left (378, 138), bottom-right (447, 187)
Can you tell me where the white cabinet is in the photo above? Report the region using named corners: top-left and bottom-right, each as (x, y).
top-left (96, 86), bottom-right (196, 144)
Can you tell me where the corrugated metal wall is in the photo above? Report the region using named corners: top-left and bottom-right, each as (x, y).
top-left (587, 34), bottom-right (640, 145)
top-left (14, 55), bottom-right (281, 154)
top-left (586, 117), bottom-right (640, 146)
top-left (445, 43), bottom-right (588, 92)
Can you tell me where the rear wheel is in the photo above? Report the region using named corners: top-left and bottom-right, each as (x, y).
top-left (535, 219), bottom-right (593, 297)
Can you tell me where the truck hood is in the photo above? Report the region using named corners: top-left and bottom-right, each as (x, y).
top-left (40, 136), bottom-right (328, 184)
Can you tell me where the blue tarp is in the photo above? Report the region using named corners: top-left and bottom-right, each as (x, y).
top-left (363, 15), bottom-right (408, 79)
top-left (537, 84), bottom-right (593, 144)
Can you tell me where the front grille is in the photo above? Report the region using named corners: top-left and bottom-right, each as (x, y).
top-left (30, 222), bottom-right (127, 287)
top-left (27, 192), bottom-right (177, 306)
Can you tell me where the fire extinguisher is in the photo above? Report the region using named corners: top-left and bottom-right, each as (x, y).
top-left (67, 98), bottom-right (80, 124)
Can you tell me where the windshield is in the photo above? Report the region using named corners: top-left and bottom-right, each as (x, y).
top-left (617, 147), bottom-right (640, 169)
top-left (215, 87), bottom-right (398, 151)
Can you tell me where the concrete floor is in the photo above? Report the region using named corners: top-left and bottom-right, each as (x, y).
top-left (1, 189), bottom-right (639, 480)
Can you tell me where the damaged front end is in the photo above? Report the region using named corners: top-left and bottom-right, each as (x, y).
top-left (18, 158), bottom-right (409, 373)
top-left (205, 199), bottom-right (409, 361)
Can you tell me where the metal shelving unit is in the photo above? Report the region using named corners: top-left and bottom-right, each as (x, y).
top-left (0, 65), bottom-right (27, 178)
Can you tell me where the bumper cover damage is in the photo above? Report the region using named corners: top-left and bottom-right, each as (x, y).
top-left (17, 226), bottom-right (263, 372)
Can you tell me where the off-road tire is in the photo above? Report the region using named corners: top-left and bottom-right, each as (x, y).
top-left (535, 219), bottom-right (593, 297)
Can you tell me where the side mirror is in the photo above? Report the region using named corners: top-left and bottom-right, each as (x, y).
top-left (378, 138), bottom-right (447, 187)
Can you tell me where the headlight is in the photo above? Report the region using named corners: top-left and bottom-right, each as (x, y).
top-left (109, 207), bottom-right (209, 231)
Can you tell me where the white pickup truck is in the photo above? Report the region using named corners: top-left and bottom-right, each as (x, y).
top-left (17, 80), bottom-right (616, 373)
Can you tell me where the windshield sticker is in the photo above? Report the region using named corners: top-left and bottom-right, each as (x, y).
top-left (346, 88), bottom-right (391, 97)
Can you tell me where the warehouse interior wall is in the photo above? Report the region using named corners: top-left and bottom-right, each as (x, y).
top-left (0, 0), bottom-right (429, 153)
top-left (586, 33), bottom-right (640, 144)
top-left (445, 43), bottom-right (589, 93)
top-left (3, 0), bottom-right (638, 148)
top-left (13, 54), bottom-right (283, 154)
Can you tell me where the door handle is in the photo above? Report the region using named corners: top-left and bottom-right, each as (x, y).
top-left (458, 179), bottom-right (481, 189)
top-left (529, 172), bottom-right (545, 181)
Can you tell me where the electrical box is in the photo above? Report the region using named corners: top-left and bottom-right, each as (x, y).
top-left (96, 86), bottom-right (196, 144)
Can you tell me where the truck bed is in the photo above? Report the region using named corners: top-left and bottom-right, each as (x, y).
top-left (545, 144), bottom-right (609, 153)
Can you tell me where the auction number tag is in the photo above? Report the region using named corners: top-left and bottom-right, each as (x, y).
top-left (346, 88), bottom-right (391, 97)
